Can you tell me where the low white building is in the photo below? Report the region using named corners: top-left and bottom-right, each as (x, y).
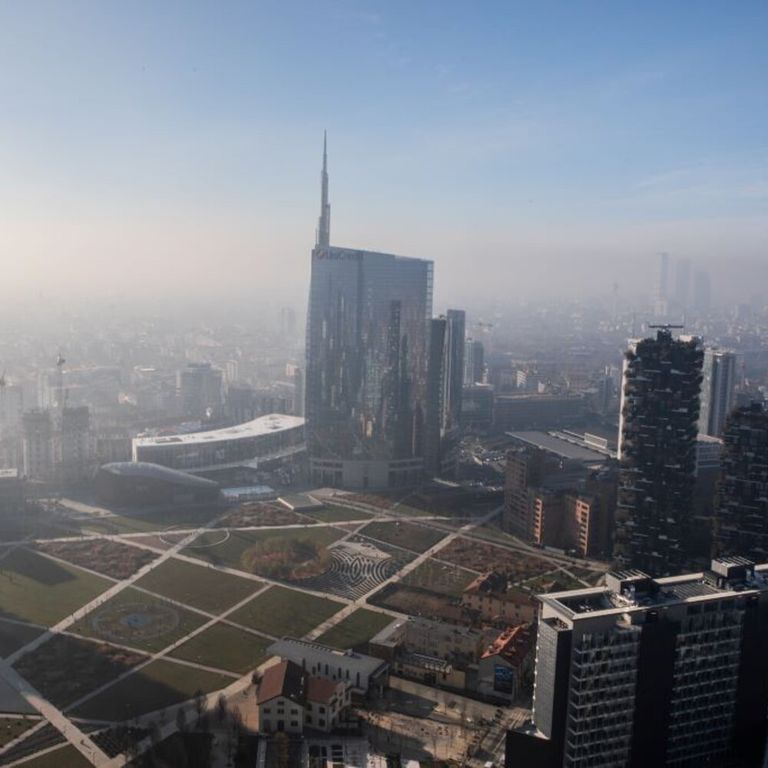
top-left (268, 637), bottom-right (389, 697)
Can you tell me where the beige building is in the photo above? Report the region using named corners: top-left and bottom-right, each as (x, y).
top-left (461, 572), bottom-right (537, 625)
top-left (256, 660), bottom-right (350, 734)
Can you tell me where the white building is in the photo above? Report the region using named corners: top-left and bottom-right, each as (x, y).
top-left (132, 413), bottom-right (305, 473)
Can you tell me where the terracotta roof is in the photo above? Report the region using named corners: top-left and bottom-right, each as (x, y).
top-left (256, 660), bottom-right (306, 705)
top-left (306, 675), bottom-right (340, 705)
top-left (481, 624), bottom-right (534, 667)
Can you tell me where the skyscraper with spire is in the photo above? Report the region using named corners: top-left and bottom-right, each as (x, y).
top-left (305, 135), bottom-right (433, 489)
top-left (316, 131), bottom-right (330, 249)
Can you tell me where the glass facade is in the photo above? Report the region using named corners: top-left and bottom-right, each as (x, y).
top-left (306, 245), bottom-right (433, 465)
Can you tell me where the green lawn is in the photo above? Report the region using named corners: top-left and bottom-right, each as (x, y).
top-left (402, 559), bottom-right (477, 597)
top-left (13, 744), bottom-right (93, 768)
top-left (135, 558), bottom-right (263, 614)
top-left (0, 549), bottom-right (111, 627)
top-left (360, 521), bottom-right (447, 553)
top-left (304, 506), bottom-right (372, 523)
top-left (0, 716), bottom-right (39, 748)
top-left (183, 527), bottom-right (343, 575)
top-left (0, 620), bottom-right (44, 658)
top-left (228, 586), bottom-right (344, 638)
top-left (14, 634), bottom-right (147, 710)
top-left (315, 609), bottom-right (395, 650)
top-left (80, 505), bottom-right (221, 535)
top-left (70, 587), bottom-right (207, 653)
top-left (72, 659), bottom-right (231, 721)
top-left (170, 623), bottom-right (271, 674)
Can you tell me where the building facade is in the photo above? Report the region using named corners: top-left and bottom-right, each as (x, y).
top-left (713, 403), bottom-right (768, 561)
top-left (507, 558), bottom-right (768, 768)
top-left (132, 413), bottom-right (305, 472)
top-left (305, 137), bottom-right (433, 489)
top-left (255, 659), bottom-right (350, 735)
top-left (698, 348), bottom-right (737, 437)
top-left (614, 329), bottom-right (703, 575)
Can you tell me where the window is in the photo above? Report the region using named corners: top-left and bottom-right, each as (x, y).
top-left (319, 706), bottom-right (326, 714)
top-left (290, 720), bottom-right (298, 727)
top-left (263, 708), bottom-right (271, 714)
top-left (306, 715), bottom-right (312, 724)
top-left (290, 708), bottom-right (299, 715)
top-left (319, 718), bottom-right (326, 727)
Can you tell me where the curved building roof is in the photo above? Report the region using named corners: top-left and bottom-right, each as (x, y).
top-left (133, 413), bottom-right (305, 448)
top-left (99, 462), bottom-right (219, 488)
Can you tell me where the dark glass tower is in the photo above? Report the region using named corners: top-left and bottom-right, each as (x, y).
top-left (713, 403), bottom-right (768, 560)
top-left (305, 137), bottom-right (433, 488)
top-left (614, 328), bottom-right (703, 574)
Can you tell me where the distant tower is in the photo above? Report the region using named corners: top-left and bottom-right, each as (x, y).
top-left (614, 328), bottom-right (703, 574)
top-left (654, 252), bottom-right (670, 317)
top-left (316, 131), bottom-right (331, 248)
top-left (698, 348), bottom-right (737, 437)
top-left (673, 256), bottom-right (691, 310)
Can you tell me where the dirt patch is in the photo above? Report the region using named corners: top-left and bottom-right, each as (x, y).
top-left (37, 540), bottom-right (158, 580)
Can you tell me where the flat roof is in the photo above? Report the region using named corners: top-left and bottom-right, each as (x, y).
top-left (507, 431), bottom-right (609, 462)
top-left (134, 413), bottom-right (305, 448)
top-left (541, 563), bottom-right (768, 620)
top-left (268, 637), bottom-right (389, 680)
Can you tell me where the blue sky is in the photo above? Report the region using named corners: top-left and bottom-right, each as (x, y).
top-left (0, 1), bottom-right (765, 305)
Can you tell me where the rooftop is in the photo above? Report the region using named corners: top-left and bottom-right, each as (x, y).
top-left (134, 413), bottom-right (305, 447)
top-left (481, 624), bottom-right (534, 666)
top-left (256, 659), bottom-right (306, 705)
top-left (506, 431), bottom-right (610, 463)
top-left (540, 558), bottom-right (768, 621)
top-left (268, 637), bottom-right (389, 680)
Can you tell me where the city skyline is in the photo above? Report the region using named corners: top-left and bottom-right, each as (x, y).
top-left (0, 1), bottom-right (766, 306)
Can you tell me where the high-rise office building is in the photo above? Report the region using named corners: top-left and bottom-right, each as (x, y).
top-left (507, 558), bottom-right (768, 768)
top-left (464, 338), bottom-right (485, 385)
top-left (693, 269), bottom-right (711, 312)
top-left (444, 309), bottom-right (465, 430)
top-left (713, 403), bottom-right (768, 561)
top-left (614, 329), bottom-right (703, 575)
top-left (673, 256), bottom-right (691, 310)
top-left (699, 348), bottom-right (737, 437)
top-left (424, 317), bottom-right (447, 477)
top-left (305, 136), bottom-right (433, 489)
top-left (177, 363), bottom-right (223, 420)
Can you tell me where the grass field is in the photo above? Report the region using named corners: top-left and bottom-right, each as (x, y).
top-left (304, 506), bottom-right (372, 523)
top-left (71, 587), bottom-right (207, 653)
top-left (78, 505), bottom-right (222, 536)
top-left (315, 609), bottom-right (395, 650)
top-left (14, 634), bottom-right (147, 709)
top-left (0, 717), bottom-right (38, 748)
top-left (360, 521), bottom-right (447, 553)
top-left (228, 586), bottom-right (344, 638)
top-left (0, 549), bottom-right (111, 627)
top-left (13, 744), bottom-right (93, 768)
top-left (401, 558), bottom-right (477, 596)
top-left (183, 527), bottom-right (344, 576)
top-left (0, 620), bottom-right (44, 658)
top-left (135, 558), bottom-right (263, 614)
top-left (72, 659), bottom-right (232, 721)
top-left (170, 623), bottom-right (271, 674)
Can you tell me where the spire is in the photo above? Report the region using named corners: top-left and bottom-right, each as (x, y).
top-left (316, 130), bottom-right (331, 248)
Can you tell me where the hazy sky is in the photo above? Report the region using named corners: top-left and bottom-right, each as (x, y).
top-left (0, 1), bottom-right (766, 307)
